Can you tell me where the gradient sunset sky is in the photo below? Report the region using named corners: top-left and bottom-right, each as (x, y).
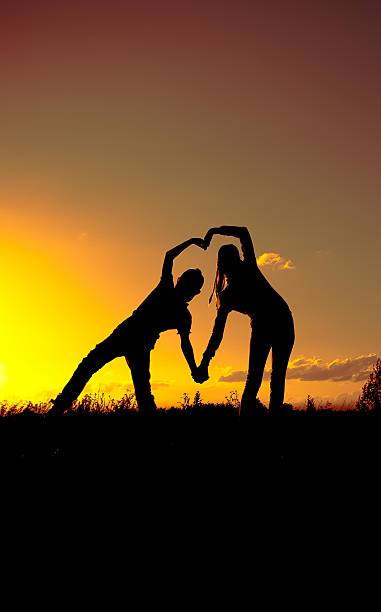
top-left (1, 1), bottom-right (380, 407)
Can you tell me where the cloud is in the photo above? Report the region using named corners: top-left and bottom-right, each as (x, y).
top-left (218, 354), bottom-right (377, 383)
top-left (219, 370), bottom-right (247, 382)
top-left (287, 354), bottom-right (377, 382)
top-left (93, 380), bottom-right (170, 393)
top-left (256, 252), bottom-right (295, 271)
top-left (94, 382), bottom-right (132, 394)
top-left (151, 382), bottom-right (170, 389)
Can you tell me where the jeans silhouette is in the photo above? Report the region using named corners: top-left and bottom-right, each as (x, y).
top-left (240, 309), bottom-right (295, 415)
top-left (55, 329), bottom-right (157, 413)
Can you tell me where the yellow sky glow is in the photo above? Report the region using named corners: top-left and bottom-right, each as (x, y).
top-left (0, 194), bottom-right (374, 408)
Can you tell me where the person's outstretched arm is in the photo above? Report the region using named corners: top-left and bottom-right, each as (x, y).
top-left (180, 332), bottom-right (199, 380)
top-left (194, 306), bottom-right (229, 382)
top-left (162, 237), bottom-right (205, 279)
top-left (204, 226), bottom-right (256, 265)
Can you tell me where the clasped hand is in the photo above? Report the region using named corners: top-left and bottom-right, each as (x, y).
top-left (192, 228), bottom-right (219, 251)
top-left (192, 364), bottom-right (209, 384)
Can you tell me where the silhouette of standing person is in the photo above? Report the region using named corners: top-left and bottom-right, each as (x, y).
top-left (50, 238), bottom-right (205, 415)
top-left (195, 226), bottom-right (294, 415)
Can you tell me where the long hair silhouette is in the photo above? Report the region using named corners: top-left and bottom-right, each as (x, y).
top-left (209, 244), bottom-right (241, 305)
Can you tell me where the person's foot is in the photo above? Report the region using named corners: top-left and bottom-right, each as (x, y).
top-left (139, 405), bottom-right (157, 417)
top-left (269, 403), bottom-right (292, 417)
top-left (240, 401), bottom-right (268, 418)
top-left (46, 395), bottom-right (70, 416)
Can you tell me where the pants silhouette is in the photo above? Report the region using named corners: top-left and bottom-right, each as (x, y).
top-left (56, 329), bottom-right (157, 413)
top-left (240, 309), bottom-right (295, 415)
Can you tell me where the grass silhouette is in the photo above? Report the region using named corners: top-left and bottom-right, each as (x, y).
top-left (1, 387), bottom-right (379, 539)
top-left (0, 389), bottom-right (379, 471)
top-left (2, 358), bottom-right (380, 491)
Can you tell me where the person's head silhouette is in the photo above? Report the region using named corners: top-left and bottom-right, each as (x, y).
top-left (209, 244), bottom-right (241, 305)
top-left (175, 268), bottom-right (204, 303)
top-left (217, 244), bottom-right (241, 277)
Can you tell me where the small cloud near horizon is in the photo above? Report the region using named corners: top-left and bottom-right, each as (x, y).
top-left (257, 252), bottom-right (295, 271)
top-left (151, 382), bottom-right (170, 389)
top-left (219, 354), bottom-right (377, 383)
top-left (97, 381), bottom-right (169, 393)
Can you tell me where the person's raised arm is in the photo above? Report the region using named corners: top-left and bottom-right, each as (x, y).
top-left (204, 226), bottom-right (256, 265)
top-left (161, 237), bottom-right (205, 279)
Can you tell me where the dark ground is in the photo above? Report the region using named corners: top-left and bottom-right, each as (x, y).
top-left (1, 407), bottom-right (379, 495)
top-left (1, 407), bottom-right (379, 579)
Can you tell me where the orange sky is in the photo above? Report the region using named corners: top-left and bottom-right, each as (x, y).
top-left (1, 2), bottom-right (380, 407)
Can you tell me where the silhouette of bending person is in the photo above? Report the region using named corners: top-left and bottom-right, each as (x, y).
top-left (50, 238), bottom-right (205, 415)
top-left (195, 226), bottom-right (294, 415)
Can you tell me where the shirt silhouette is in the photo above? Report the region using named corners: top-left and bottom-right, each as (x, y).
top-left (50, 238), bottom-right (205, 415)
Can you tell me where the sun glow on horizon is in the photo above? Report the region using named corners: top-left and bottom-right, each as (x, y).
top-left (0, 194), bottom-right (375, 408)
top-left (0, 215), bottom-right (370, 408)
top-left (1, 206), bottom-right (114, 401)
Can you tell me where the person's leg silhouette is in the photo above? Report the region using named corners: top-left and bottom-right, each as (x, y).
top-left (51, 336), bottom-right (121, 414)
top-left (240, 326), bottom-right (271, 417)
top-left (269, 318), bottom-right (295, 414)
top-left (127, 350), bottom-right (157, 414)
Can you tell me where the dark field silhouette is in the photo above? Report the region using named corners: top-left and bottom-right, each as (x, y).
top-left (1, 365), bottom-right (379, 520)
top-left (1, 392), bottom-right (379, 475)
top-left (2, 391), bottom-right (379, 543)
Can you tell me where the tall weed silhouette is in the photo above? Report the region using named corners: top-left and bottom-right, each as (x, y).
top-left (356, 358), bottom-right (381, 412)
